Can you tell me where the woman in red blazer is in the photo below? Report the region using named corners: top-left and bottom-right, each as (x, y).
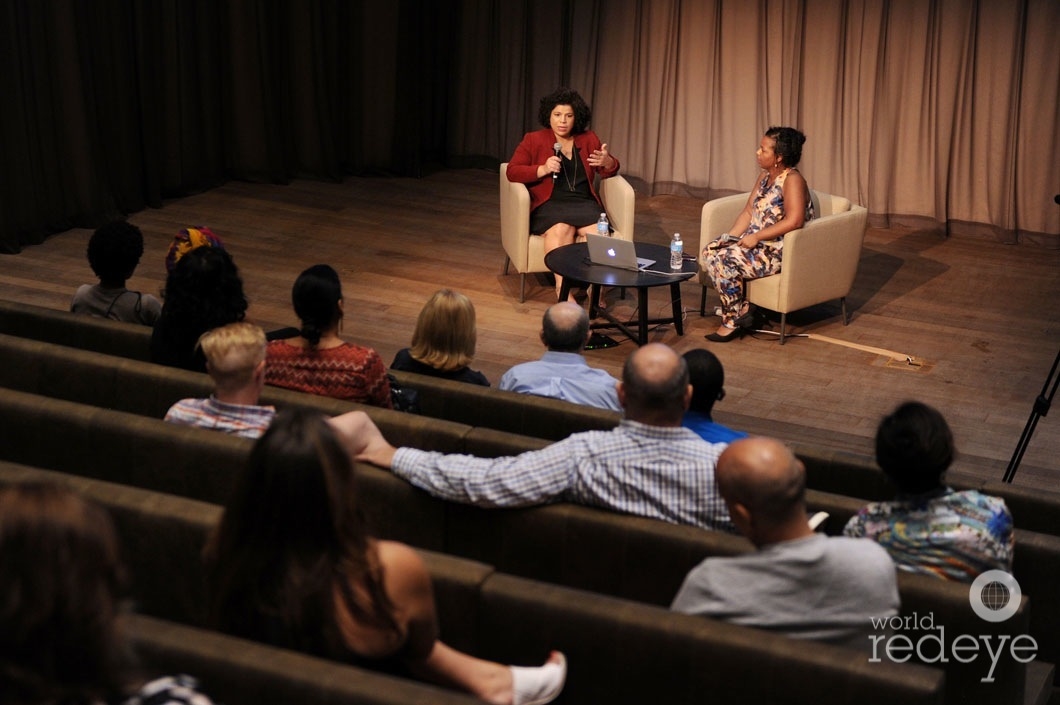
top-left (505, 88), bottom-right (621, 302)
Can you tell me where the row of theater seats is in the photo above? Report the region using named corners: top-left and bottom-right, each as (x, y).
top-left (0, 384), bottom-right (1055, 703)
top-left (0, 300), bottom-right (1056, 535)
top-left (0, 460), bottom-right (944, 705)
top-left (0, 300), bottom-right (1057, 703)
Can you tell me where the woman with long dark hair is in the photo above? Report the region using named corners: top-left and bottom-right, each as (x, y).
top-left (205, 409), bottom-right (566, 704)
top-left (0, 482), bottom-right (216, 705)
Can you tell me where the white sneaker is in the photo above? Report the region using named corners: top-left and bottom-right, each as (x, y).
top-left (510, 651), bottom-right (567, 705)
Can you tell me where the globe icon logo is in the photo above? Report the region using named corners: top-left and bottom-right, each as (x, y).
top-left (969, 570), bottom-right (1021, 623)
top-left (980, 581), bottom-right (1011, 611)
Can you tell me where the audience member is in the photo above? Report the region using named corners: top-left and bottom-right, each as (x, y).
top-left (843, 401), bottom-right (1014, 581)
top-left (682, 349), bottom-right (747, 444)
top-left (266, 264), bottom-right (391, 407)
top-left (204, 409), bottom-right (566, 705)
top-left (164, 225), bottom-right (226, 275)
top-left (498, 302), bottom-right (620, 411)
top-left (151, 241), bottom-right (248, 372)
top-left (341, 343), bottom-right (734, 532)
top-left (671, 437), bottom-right (899, 650)
top-left (390, 289), bottom-right (490, 386)
top-left (71, 220), bottom-right (161, 325)
top-left (164, 322), bottom-right (276, 438)
top-left (0, 482), bottom-right (216, 705)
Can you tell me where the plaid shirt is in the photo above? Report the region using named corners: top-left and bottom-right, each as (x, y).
top-left (164, 396), bottom-right (276, 439)
top-left (392, 419), bottom-right (734, 532)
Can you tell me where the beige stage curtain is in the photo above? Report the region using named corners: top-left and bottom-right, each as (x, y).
top-left (450, 0), bottom-right (1059, 245)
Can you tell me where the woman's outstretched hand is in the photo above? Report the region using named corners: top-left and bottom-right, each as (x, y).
top-left (588, 143), bottom-right (614, 170)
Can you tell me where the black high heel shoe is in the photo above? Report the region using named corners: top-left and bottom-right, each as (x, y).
top-left (705, 326), bottom-right (744, 343)
top-left (733, 304), bottom-right (757, 329)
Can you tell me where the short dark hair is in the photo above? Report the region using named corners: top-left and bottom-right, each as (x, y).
top-left (537, 87), bottom-right (592, 134)
top-left (765, 126), bottom-right (807, 168)
top-left (293, 264), bottom-right (344, 346)
top-left (542, 305), bottom-right (589, 352)
top-left (684, 349), bottom-right (725, 414)
top-left (87, 221), bottom-right (144, 282)
top-left (875, 401), bottom-right (954, 494)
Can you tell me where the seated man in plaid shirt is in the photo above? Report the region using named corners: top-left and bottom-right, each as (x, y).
top-left (164, 322), bottom-right (276, 439)
top-left (332, 343), bottom-right (735, 533)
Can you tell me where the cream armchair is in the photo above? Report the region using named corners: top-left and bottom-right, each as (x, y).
top-left (697, 190), bottom-right (868, 344)
top-left (500, 163), bottom-right (636, 302)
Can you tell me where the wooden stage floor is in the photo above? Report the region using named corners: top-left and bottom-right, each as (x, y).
top-left (2, 168), bottom-right (1058, 492)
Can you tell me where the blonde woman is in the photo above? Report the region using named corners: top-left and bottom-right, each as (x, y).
top-left (390, 289), bottom-right (490, 386)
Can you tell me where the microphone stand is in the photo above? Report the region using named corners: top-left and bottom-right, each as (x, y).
top-left (1003, 193), bottom-right (1060, 483)
top-left (1003, 348), bottom-right (1059, 483)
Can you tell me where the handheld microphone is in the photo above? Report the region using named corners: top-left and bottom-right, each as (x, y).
top-left (553, 143), bottom-right (561, 180)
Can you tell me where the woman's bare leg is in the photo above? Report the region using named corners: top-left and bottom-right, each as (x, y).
top-left (541, 223), bottom-right (578, 301)
top-left (575, 224), bottom-right (608, 309)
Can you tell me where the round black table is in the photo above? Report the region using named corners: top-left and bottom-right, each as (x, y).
top-left (545, 241), bottom-right (697, 345)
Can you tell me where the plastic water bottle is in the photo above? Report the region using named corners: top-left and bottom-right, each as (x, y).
top-left (670, 232), bottom-right (684, 270)
top-left (597, 212), bottom-right (610, 237)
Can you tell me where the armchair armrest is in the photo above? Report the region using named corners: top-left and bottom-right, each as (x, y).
top-left (764, 205), bottom-right (868, 311)
top-left (499, 163), bottom-right (532, 271)
top-left (599, 175), bottom-right (636, 242)
top-left (697, 193), bottom-right (749, 284)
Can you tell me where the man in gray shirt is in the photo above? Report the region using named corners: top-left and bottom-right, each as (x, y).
top-left (498, 302), bottom-right (620, 411)
top-left (671, 436), bottom-right (899, 651)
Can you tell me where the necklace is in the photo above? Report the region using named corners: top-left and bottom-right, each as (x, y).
top-left (561, 150), bottom-right (578, 192)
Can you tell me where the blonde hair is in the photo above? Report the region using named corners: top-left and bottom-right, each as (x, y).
top-left (409, 289), bottom-right (477, 372)
top-left (197, 322), bottom-right (267, 390)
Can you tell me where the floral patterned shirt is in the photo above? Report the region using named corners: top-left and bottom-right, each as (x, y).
top-left (747, 168), bottom-right (815, 250)
top-left (842, 487), bottom-right (1013, 582)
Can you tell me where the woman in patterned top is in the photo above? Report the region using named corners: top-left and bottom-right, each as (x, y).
top-left (843, 401), bottom-right (1014, 581)
top-left (266, 264), bottom-right (392, 407)
top-left (702, 126), bottom-right (815, 342)
top-left (0, 483), bottom-right (215, 705)
top-left (205, 409), bottom-right (566, 705)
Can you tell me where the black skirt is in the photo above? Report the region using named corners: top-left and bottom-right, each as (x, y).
top-left (530, 152), bottom-right (603, 234)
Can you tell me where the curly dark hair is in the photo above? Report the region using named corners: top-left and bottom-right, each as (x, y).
top-left (292, 264), bottom-right (343, 346)
top-left (160, 246), bottom-right (248, 331)
top-left (537, 87), bottom-right (592, 134)
top-left (86, 221), bottom-right (145, 283)
top-left (875, 401), bottom-right (954, 495)
top-left (765, 126), bottom-right (808, 168)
